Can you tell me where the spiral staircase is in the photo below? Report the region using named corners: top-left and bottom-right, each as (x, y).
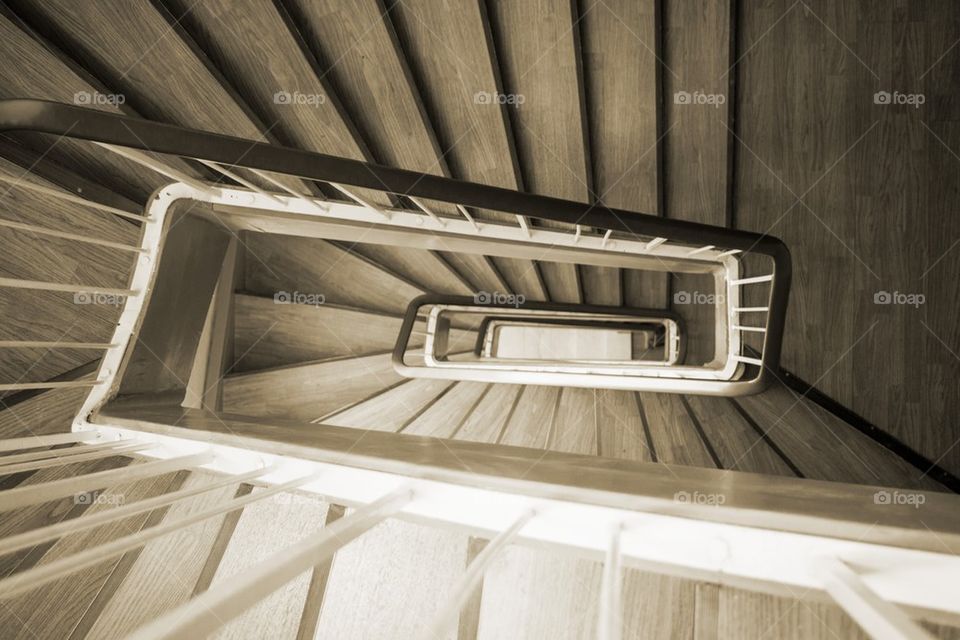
top-left (0, 1), bottom-right (958, 639)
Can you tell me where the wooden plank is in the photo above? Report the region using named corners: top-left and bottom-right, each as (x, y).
top-left (282, 0), bottom-right (455, 216)
top-left (243, 233), bottom-right (423, 316)
top-left (685, 394), bottom-right (793, 475)
top-left (596, 389), bottom-right (655, 463)
top-left (0, 466), bottom-right (182, 640)
top-left (477, 545), bottom-right (602, 640)
top-left (717, 589), bottom-right (868, 640)
top-left (387, 0), bottom-right (543, 297)
top-left (486, 0), bottom-right (588, 303)
top-left (222, 352), bottom-right (403, 422)
top-left (662, 0), bottom-right (733, 365)
top-left (324, 378), bottom-right (454, 432)
top-left (639, 392), bottom-right (717, 467)
top-left (499, 385), bottom-right (559, 449)
top-left (200, 488), bottom-right (330, 640)
top-left (0, 10), bottom-right (169, 200)
top-left (581, 0), bottom-right (664, 308)
top-left (314, 518), bottom-right (468, 640)
top-left (550, 387), bottom-right (598, 455)
top-left (347, 243), bottom-right (473, 296)
top-left (232, 294), bottom-right (415, 372)
top-left (81, 471), bottom-right (242, 639)
top-left (403, 382), bottom-right (490, 438)
top-left (737, 380), bottom-right (945, 491)
top-left (454, 383), bottom-right (523, 444)
top-left (438, 252), bottom-right (510, 296)
top-left (119, 207), bottom-right (231, 395)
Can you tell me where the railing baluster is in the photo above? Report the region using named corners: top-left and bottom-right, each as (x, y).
top-left (0, 465), bottom-right (274, 557)
top-left (245, 168), bottom-right (328, 212)
top-left (0, 469), bottom-right (323, 600)
top-left (687, 245), bottom-right (715, 256)
top-left (0, 172), bottom-right (146, 222)
top-left (815, 558), bottom-right (934, 640)
top-left (423, 510), bottom-right (535, 640)
top-left (0, 340), bottom-right (117, 349)
top-left (0, 441), bottom-right (147, 475)
top-left (0, 277), bottom-right (137, 297)
top-left (328, 182), bottom-right (390, 219)
top-left (730, 274), bottom-right (774, 286)
top-left (0, 451), bottom-right (213, 511)
top-left (94, 143), bottom-right (212, 193)
top-left (0, 380), bottom-right (105, 392)
top-left (598, 524), bottom-right (623, 640)
top-left (0, 431), bottom-right (100, 453)
top-left (455, 204), bottom-right (480, 231)
top-left (408, 196), bottom-right (445, 227)
top-left (646, 237), bottom-right (667, 251)
top-left (124, 488), bottom-right (413, 640)
top-left (198, 160), bottom-right (285, 204)
top-left (0, 439), bottom-right (129, 466)
top-left (0, 217), bottom-right (145, 252)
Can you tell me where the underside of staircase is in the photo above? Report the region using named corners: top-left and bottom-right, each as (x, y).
top-left (1, 1), bottom-right (959, 639)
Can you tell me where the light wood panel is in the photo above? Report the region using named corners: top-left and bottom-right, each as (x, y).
top-left (500, 385), bottom-right (559, 449)
top-left (685, 394), bottom-right (793, 475)
top-left (346, 243), bottom-right (472, 296)
top-left (314, 517), bottom-right (465, 640)
top-left (486, 0), bottom-right (588, 303)
top-left (243, 233), bottom-right (423, 316)
top-left (477, 545), bottom-right (602, 640)
top-left (455, 383), bottom-right (523, 444)
top-left (0, 9), bottom-right (167, 201)
top-left (222, 352), bottom-right (403, 422)
top-left (82, 471), bottom-right (240, 639)
top-left (737, 380), bottom-right (946, 491)
top-left (581, 0), bottom-right (666, 309)
top-left (551, 387), bottom-right (598, 455)
top-left (662, 0), bottom-right (733, 365)
top-left (640, 392), bottom-right (716, 467)
top-left (204, 489), bottom-right (330, 640)
top-left (324, 378), bottom-right (454, 432)
top-left (596, 389), bottom-right (654, 463)
top-left (402, 382), bottom-right (490, 438)
top-left (233, 294), bottom-right (413, 372)
top-left (0, 465), bottom-right (181, 640)
top-left (387, 0), bottom-right (543, 298)
top-left (438, 252), bottom-right (509, 296)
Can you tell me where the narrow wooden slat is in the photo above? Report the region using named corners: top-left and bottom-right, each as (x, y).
top-left (815, 558), bottom-right (934, 640)
top-left (0, 380), bottom-right (103, 392)
top-left (0, 431), bottom-right (98, 452)
top-left (0, 441), bottom-right (147, 475)
top-left (0, 470), bottom-right (319, 600)
top-left (0, 340), bottom-right (116, 349)
top-left (0, 451), bottom-right (212, 511)
top-left (94, 143), bottom-right (212, 192)
top-left (0, 466), bottom-right (271, 558)
top-left (0, 217), bottom-right (144, 252)
top-left (125, 489), bottom-right (413, 640)
top-left (424, 510), bottom-right (534, 640)
top-left (0, 278), bottom-right (136, 296)
top-left (0, 172), bottom-right (148, 222)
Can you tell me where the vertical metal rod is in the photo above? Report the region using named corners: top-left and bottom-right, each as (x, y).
top-left (598, 525), bottom-right (623, 640)
top-left (815, 558), bottom-right (934, 640)
top-left (423, 510), bottom-right (535, 640)
top-left (125, 488), bottom-right (413, 640)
